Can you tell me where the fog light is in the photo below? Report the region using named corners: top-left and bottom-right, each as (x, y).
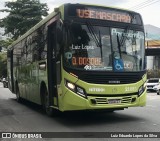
top-left (91, 99), bottom-right (97, 104)
top-left (131, 98), bottom-right (136, 103)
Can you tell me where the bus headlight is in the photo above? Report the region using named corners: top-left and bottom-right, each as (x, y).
top-left (138, 82), bottom-right (146, 96)
top-left (66, 82), bottom-right (75, 90)
top-left (65, 79), bottom-right (86, 98)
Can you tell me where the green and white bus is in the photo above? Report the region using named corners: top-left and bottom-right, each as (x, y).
top-left (7, 3), bottom-right (147, 116)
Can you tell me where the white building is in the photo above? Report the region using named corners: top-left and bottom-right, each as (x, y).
top-left (145, 40), bottom-right (160, 70)
top-left (145, 25), bottom-right (160, 70)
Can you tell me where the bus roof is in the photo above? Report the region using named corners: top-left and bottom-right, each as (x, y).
top-left (80, 3), bottom-right (134, 12)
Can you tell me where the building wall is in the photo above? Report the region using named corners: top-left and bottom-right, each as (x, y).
top-left (147, 56), bottom-right (160, 70)
top-left (147, 56), bottom-right (154, 69)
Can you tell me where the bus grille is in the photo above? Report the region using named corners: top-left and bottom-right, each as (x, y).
top-left (91, 96), bottom-right (133, 105)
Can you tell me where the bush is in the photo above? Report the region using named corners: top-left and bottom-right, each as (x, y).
top-left (147, 69), bottom-right (160, 79)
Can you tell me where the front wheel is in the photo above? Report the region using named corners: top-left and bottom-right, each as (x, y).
top-left (43, 88), bottom-right (59, 116)
top-left (157, 89), bottom-right (160, 95)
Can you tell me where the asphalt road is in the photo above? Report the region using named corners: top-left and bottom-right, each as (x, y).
top-left (0, 82), bottom-right (160, 141)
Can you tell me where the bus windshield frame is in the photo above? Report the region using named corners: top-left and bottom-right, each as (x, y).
top-left (63, 21), bottom-right (145, 72)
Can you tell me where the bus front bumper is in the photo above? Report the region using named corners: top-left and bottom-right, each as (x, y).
top-left (58, 90), bottom-right (146, 112)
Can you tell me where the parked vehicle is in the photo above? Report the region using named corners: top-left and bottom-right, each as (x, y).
top-left (0, 76), bottom-right (3, 82)
top-left (157, 89), bottom-right (160, 95)
top-left (146, 78), bottom-right (160, 92)
top-left (2, 78), bottom-right (8, 88)
top-left (153, 84), bottom-right (160, 95)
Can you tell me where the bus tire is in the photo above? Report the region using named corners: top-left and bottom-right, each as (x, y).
top-left (42, 88), bottom-right (54, 116)
top-left (16, 84), bottom-right (22, 102)
top-left (41, 85), bottom-right (60, 117)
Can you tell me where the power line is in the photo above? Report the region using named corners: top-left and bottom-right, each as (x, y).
top-left (129, 0), bottom-right (154, 9)
top-left (134, 0), bottom-right (160, 10)
top-left (129, 0), bottom-right (160, 10)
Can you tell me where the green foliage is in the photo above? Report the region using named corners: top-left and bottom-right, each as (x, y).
top-left (0, 0), bottom-right (49, 40)
top-left (0, 52), bottom-right (7, 77)
top-left (147, 69), bottom-right (160, 79)
top-left (0, 39), bottom-right (10, 76)
top-left (0, 38), bottom-right (14, 49)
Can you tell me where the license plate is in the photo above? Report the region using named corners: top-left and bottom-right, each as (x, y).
top-left (108, 99), bottom-right (121, 104)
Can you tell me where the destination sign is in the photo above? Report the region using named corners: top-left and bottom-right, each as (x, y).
top-left (72, 57), bottom-right (102, 66)
top-left (67, 4), bottom-right (142, 25)
top-left (76, 9), bottom-right (131, 23)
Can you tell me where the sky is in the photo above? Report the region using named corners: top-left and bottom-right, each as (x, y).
top-left (0, 0), bottom-right (160, 28)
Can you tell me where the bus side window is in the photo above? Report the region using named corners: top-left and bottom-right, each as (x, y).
top-left (32, 26), bottom-right (46, 61)
top-left (21, 39), bottom-right (27, 65)
top-left (26, 36), bottom-right (32, 64)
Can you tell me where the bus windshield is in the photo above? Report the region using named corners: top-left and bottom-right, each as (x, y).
top-left (64, 23), bottom-right (145, 72)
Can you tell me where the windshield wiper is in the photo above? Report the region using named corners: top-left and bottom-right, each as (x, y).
top-left (118, 13), bottom-right (135, 48)
top-left (98, 30), bottom-right (103, 61)
top-left (86, 21), bottom-right (103, 59)
top-left (116, 34), bottom-right (122, 59)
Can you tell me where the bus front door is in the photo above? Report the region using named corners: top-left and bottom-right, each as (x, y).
top-left (47, 22), bottom-right (60, 108)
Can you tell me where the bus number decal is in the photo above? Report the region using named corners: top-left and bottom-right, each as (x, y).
top-left (89, 88), bottom-right (105, 92)
top-left (125, 87), bottom-right (137, 92)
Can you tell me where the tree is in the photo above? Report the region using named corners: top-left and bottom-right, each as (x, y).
top-left (0, 38), bottom-right (13, 49)
top-left (0, 0), bottom-right (49, 39)
top-left (0, 52), bottom-right (7, 78)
